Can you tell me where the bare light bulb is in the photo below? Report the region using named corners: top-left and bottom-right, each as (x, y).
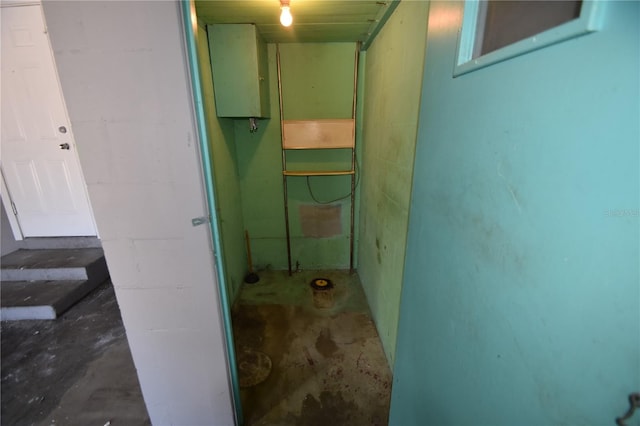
top-left (280, 6), bottom-right (293, 27)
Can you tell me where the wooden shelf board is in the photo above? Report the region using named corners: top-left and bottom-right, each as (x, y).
top-left (283, 170), bottom-right (355, 176)
top-left (283, 145), bottom-right (354, 150)
top-left (282, 119), bottom-right (355, 149)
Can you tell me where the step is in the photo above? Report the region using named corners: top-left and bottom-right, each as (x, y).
top-left (0, 280), bottom-right (100, 320)
top-left (19, 237), bottom-right (102, 250)
top-left (0, 248), bottom-right (108, 282)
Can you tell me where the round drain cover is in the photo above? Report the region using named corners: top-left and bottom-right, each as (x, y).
top-left (310, 278), bottom-right (333, 290)
top-left (237, 349), bottom-right (272, 388)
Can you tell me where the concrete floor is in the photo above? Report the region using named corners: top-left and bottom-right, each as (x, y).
top-left (0, 281), bottom-right (149, 426)
top-left (2, 270), bottom-right (391, 426)
top-left (233, 270), bottom-right (392, 426)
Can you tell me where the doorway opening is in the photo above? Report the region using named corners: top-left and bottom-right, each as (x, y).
top-left (182, 2), bottom-right (403, 423)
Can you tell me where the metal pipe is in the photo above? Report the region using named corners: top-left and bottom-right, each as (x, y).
top-left (179, 2), bottom-right (242, 424)
top-left (349, 43), bottom-right (360, 273)
top-left (277, 44), bottom-right (293, 275)
top-left (352, 43), bottom-right (360, 120)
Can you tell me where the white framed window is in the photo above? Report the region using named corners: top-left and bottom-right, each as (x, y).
top-left (454, 0), bottom-right (605, 77)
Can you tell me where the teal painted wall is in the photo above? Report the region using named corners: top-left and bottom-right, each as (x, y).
top-left (196, 23), bottom-right (246, 301)
top-left (390, 1), bottom-right (640, 424)
top-left (357, 1), bottom-right (430, 368)
top-left (235, 43), bottom-right (358, 270)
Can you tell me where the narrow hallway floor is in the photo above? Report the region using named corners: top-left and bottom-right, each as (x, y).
top-left (1, 281), bottom-right (149, 426)
top-left (232, 270), bottom-right (392, 426)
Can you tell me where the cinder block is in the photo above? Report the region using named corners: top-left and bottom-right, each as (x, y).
top-left (131, 239), bottom-right (185, 289)
top-left (87, 184), bottom-right (121, 240)
top-left (71, 121), bottom-right (114, 185)
top-left (131, 236), bottom-right (216, 289)
top-left (108, 122), bottom-right (171, 185)
top-left (120, 184), bottom-right (184, 240)
top-left (169, 402), bottom-right (232, 426)
top-left (116, 288), bottom-right (175, 330)
top-left (100, 239), bottom-right (138, 288)
top-left (124, 328), bottom-right (232, 413)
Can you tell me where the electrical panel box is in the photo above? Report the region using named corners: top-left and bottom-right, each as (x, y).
top-left (207, 24), bottom-right (270, 118)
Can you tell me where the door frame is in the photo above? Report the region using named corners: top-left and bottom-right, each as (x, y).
top-left (180, 2), bottom-right (241, 424)
top-left (1, 171), bottom-right (24, 240)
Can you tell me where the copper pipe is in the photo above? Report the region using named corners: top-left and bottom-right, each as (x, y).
top-left (276, 44), bottom-right (293, 275)
top-left (349, 43), bottom-right (360, 273)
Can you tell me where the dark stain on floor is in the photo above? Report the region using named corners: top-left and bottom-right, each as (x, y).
top-left (294, 391), bottom-right (359, 426)
top-left (315, 328), bottom-right (339, 358)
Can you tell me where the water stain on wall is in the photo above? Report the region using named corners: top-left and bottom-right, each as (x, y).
top-left (299, 204), bottom-right (342, 238)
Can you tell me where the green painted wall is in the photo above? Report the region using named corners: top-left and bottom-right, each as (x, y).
top-left (233, 59), bottom-right (285, 270)
top-left (196, 23), bottom-right (246, 301)
top-left (357, 1), bottom-right (430, 368)
top-left (235, 43), bottom-right (358, 270)
top-left (390, 1), bottom-right (639, 424)
top-left (279, 43), bottom-right (355, 120)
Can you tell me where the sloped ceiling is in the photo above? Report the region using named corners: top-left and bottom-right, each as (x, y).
top-left (195, 0), bottom-right (398, 45)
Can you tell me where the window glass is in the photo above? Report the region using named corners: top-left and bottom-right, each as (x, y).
top-left (475, 1), bottom-right (582, 58)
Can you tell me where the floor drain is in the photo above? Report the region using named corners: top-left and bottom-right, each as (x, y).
top-left (237, 349), bottom-right (272, 388)
top-left (310, 278), bottom-right (334, 290)
top-left (310, 278), bottom-right (334, 308)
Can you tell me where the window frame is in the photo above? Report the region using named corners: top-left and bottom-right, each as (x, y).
top-left (454, 0), bottom-right (605, 77)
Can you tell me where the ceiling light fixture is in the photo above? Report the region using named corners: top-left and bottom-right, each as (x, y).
top-left (280, 0), bottom-right (293, 27)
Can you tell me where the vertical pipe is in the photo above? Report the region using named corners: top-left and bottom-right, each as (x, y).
top-left (353, 50), bottom-right (367, 273)
top-left (349, 44), bottom-right (360, 273)
top-left (277, 44), bottom-right (293, 275)
top-left (179, 2), bottom-right (242, 424)
top-left (351, 43), bottom-right (360, 120)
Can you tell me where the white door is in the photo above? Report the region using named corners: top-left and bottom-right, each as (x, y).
top-left (1, 4), bottom-right (96, 237)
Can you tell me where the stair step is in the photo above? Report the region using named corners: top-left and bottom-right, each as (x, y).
top-left (1, 248), bottom-right (110, 320)
top-left (19, 237), bottom-right (102, 250)
top-left (1, 280), bottom-right (101, 320)
top-left (1, 248), bottom-right (107, 282)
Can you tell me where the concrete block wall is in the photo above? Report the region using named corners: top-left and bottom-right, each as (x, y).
top-left (41, 2), bottom-right (234, 424)
top-left (357, 1), bottom-right (430, 368)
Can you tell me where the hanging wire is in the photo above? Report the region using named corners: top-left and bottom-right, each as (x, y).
top-left (306, 152), bottom-right (361, 204)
